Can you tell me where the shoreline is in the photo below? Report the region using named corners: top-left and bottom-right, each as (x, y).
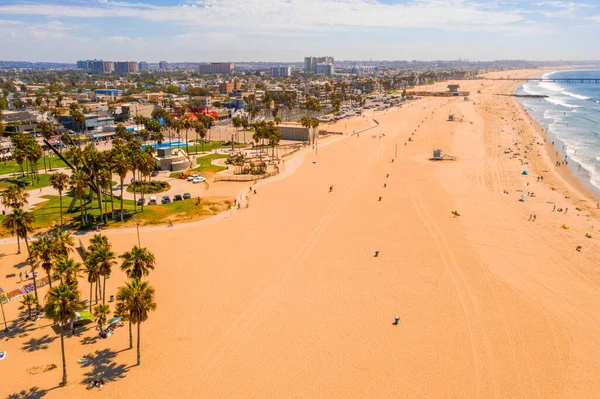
top-left (511, 71), bottom-right (600, 203)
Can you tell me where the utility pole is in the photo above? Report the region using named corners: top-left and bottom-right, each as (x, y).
top-left (133, 218), bottom-right (141, 247)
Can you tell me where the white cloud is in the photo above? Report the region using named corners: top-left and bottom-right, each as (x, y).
top-left (0, 0), bottom-right (530, 34)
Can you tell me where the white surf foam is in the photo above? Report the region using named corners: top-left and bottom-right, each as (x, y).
top-left (539, 81), bottom-right (563, 92)
top-left (562, 91), bottom-right (590, 100)
top-left (545, 96), bottom-right (580, 109)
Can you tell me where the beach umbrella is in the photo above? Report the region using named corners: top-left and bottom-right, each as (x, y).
top-left (520, 194), bottom-right (527, 198)
top-left (522, 170), bottom-right (528, 175)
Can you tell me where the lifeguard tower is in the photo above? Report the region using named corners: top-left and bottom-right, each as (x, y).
top-left (430, 149), bottom-right (456, 161)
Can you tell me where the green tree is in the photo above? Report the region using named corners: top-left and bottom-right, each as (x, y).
top-left (118, 279), bottom-right (157, 365)
top-left (20, 293), bottom-right (38, 320)
top-left (112, 152), bottom-right (130, 222)
top-left (30, 234), bottom-right (58, 289)
top-left (1, 185), bottom-right (29, 210)
top-left (49, 172), bottom-right (69, 227)
top-left (121, 245), bottom-right (156, 280)
top-left (54, 258), bottom-right (81, 288)
top-left (94, 303), bottom-right (110, 332)
top-left (43, 283), bottom-right (81, 386)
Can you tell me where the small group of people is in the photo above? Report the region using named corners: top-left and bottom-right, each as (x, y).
top-left (19, 271), bottom-right (37, 282)
top-left (528, 214), bottom-right (537, 222)
top-left (536, 176), bottom-right (544, 182)
top-left (87, 378), bottom-right (106, 389)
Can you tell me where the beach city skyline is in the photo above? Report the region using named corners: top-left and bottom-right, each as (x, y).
top-left (2, 1), bottom-right (600, 398)
top-left (1, 0), bottom-right (600, 61)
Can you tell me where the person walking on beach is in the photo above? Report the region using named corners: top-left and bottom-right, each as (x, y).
top-left (329, 185), bottom-right (333, 193)
top-left (19, 271), bottom-right (22, 282)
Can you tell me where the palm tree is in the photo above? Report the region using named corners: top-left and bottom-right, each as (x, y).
top-left (29, 234), bottom-right (58, 289)
top-left (119, 279), bottom-right (156, 365)
top-left (194, 122), bottom-right (207, 154)
top-left (114, 296), bottom-right (133, 349)
top-left (70, 170), bottom-right (89, 226)
top-left (1, 185), bottom-right (30, 211)
top-left (44, 283), bottom-right (81, 386)
top-left (93, 304), bottom-right (110, 333)
top-left (50, 172), bottom-right (69, 227)
top-left (20, 293), bottom-right (38, 319)
top-left (112, 152), bottom-right (130, 222)
top-left (54, 258), bottom-right (81, 288)
top-left (52, 229), bottom-right (74, 259)
top-left (95, 247), bottom-right (116, 305)
top-left (121, 245), bottom-right (156, 279)
top-left (83, 256), bottom-right (100, 312)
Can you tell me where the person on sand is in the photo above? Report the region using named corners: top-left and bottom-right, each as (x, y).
top-left (329, 185), bottom-right (333, 193)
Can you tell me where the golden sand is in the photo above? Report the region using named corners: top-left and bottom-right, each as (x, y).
top-left (1, 70), bottom-right (600, 398)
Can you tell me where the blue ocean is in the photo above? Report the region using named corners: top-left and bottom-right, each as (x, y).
top-left (515, 69), bottom-right (600, 196)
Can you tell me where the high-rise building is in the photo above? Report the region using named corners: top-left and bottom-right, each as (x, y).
top-left (139, 61), bottom-right (149, 71)
top-left (270, 66), bottom-right (291, 77)
top-left (128, 62), bottom-right (138, 73)
top-left (102, 61), bottom-right (115, 74)
top-left (198, 62), bottom-right (234, 75)
top-left (77, 60), bottom-right (93, 70)
top-left (315, 63), bottom-right (334, 76)
top-left (115, 61), bottom-right (139, 73)
top-left (304, 56), bottom-right (334, 73)
top-left (159, 61), bottom-right (169, 70)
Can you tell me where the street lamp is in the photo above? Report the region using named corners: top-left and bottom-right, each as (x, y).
top-left (133, 218), bottom-right (141, 247)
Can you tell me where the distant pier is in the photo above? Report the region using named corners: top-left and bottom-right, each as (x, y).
top-left (473, 78), bottom-right (600, 83)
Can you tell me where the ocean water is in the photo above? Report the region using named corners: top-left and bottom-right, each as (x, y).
top-left (515, 69), bottom-right (600, 196)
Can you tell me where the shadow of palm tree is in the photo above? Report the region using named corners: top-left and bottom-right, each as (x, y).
top-left (7, 386), bottom-right (47, 399)
top-left (80, 348), bottom-right (129, 384)
top-left (80, 335), bottom-right (99, 345)
top-left (21, 334), bottom-right (57, 352)
top-left (1, 317), bottom-right (29, 340)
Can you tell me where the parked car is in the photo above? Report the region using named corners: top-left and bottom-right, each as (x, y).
top-left (148, 196), bottom-right (157, 205)
top-left (161, 196), bottom-right (171, 204)
top-left (150, 170), bottom-right (158, 177)
top-left (183, 193), bottom-right (191, 200)
top-left (173, 194), bottom-right (183, 201)
top-left (137, 198), bottom-right (145, 206)
top-left (192, 176), bottom-right (206, 184)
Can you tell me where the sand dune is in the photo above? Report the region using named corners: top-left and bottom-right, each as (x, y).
top-left (1, 70), bottom-right (600, 398)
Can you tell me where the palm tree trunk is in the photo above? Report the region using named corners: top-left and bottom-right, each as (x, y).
top-left (59, 192), bottom-right (64, 227)
top-left (98, 277), bottom-right (102, 302)
top-left (120, 177), bottom-right (124, 221)
top-left (16, 236), bottom-right (21, 254)
top-left (102, 276), bottom-right (107, 305)
top-left (60, 327), bottom-right (68, 385)
top-left (79, 197), bottom-right (84, 226)
top-left (132, 168), bottom-right (137, 213)
top-left (95, 280), bottom-right (98, 304)
top-left (47, 270), bottom-right (52, 289)
top-left (89, 281), bottom-right (93, 312)
top-left (129, 319), bottom-right (133, 349)
top-left (137, 322), bottom-right (141, 365)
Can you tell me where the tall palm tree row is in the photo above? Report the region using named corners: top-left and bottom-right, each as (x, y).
top-left (44, 283), bottom-right (81, 386)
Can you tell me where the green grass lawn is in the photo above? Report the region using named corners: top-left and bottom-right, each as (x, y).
top-left (0, 155), bottom-right (67, 176)
top-left (0, 173), bottom-right (52, 190)
top-left (169, 154), bottom-right (228, 178)
top-left (0, 193), bottom-right (232, 237)
top-left (186, 141), bottom-right (248, 154)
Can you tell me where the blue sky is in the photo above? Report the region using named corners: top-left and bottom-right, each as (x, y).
top-left (0, 0), bottom-right (599, 62)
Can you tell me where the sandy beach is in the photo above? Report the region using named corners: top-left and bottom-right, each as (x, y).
top-left (2, 69), bottom-right (600, 398)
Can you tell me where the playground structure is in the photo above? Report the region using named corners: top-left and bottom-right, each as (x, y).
top-left (430, 149), bottom-right (456, 161)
